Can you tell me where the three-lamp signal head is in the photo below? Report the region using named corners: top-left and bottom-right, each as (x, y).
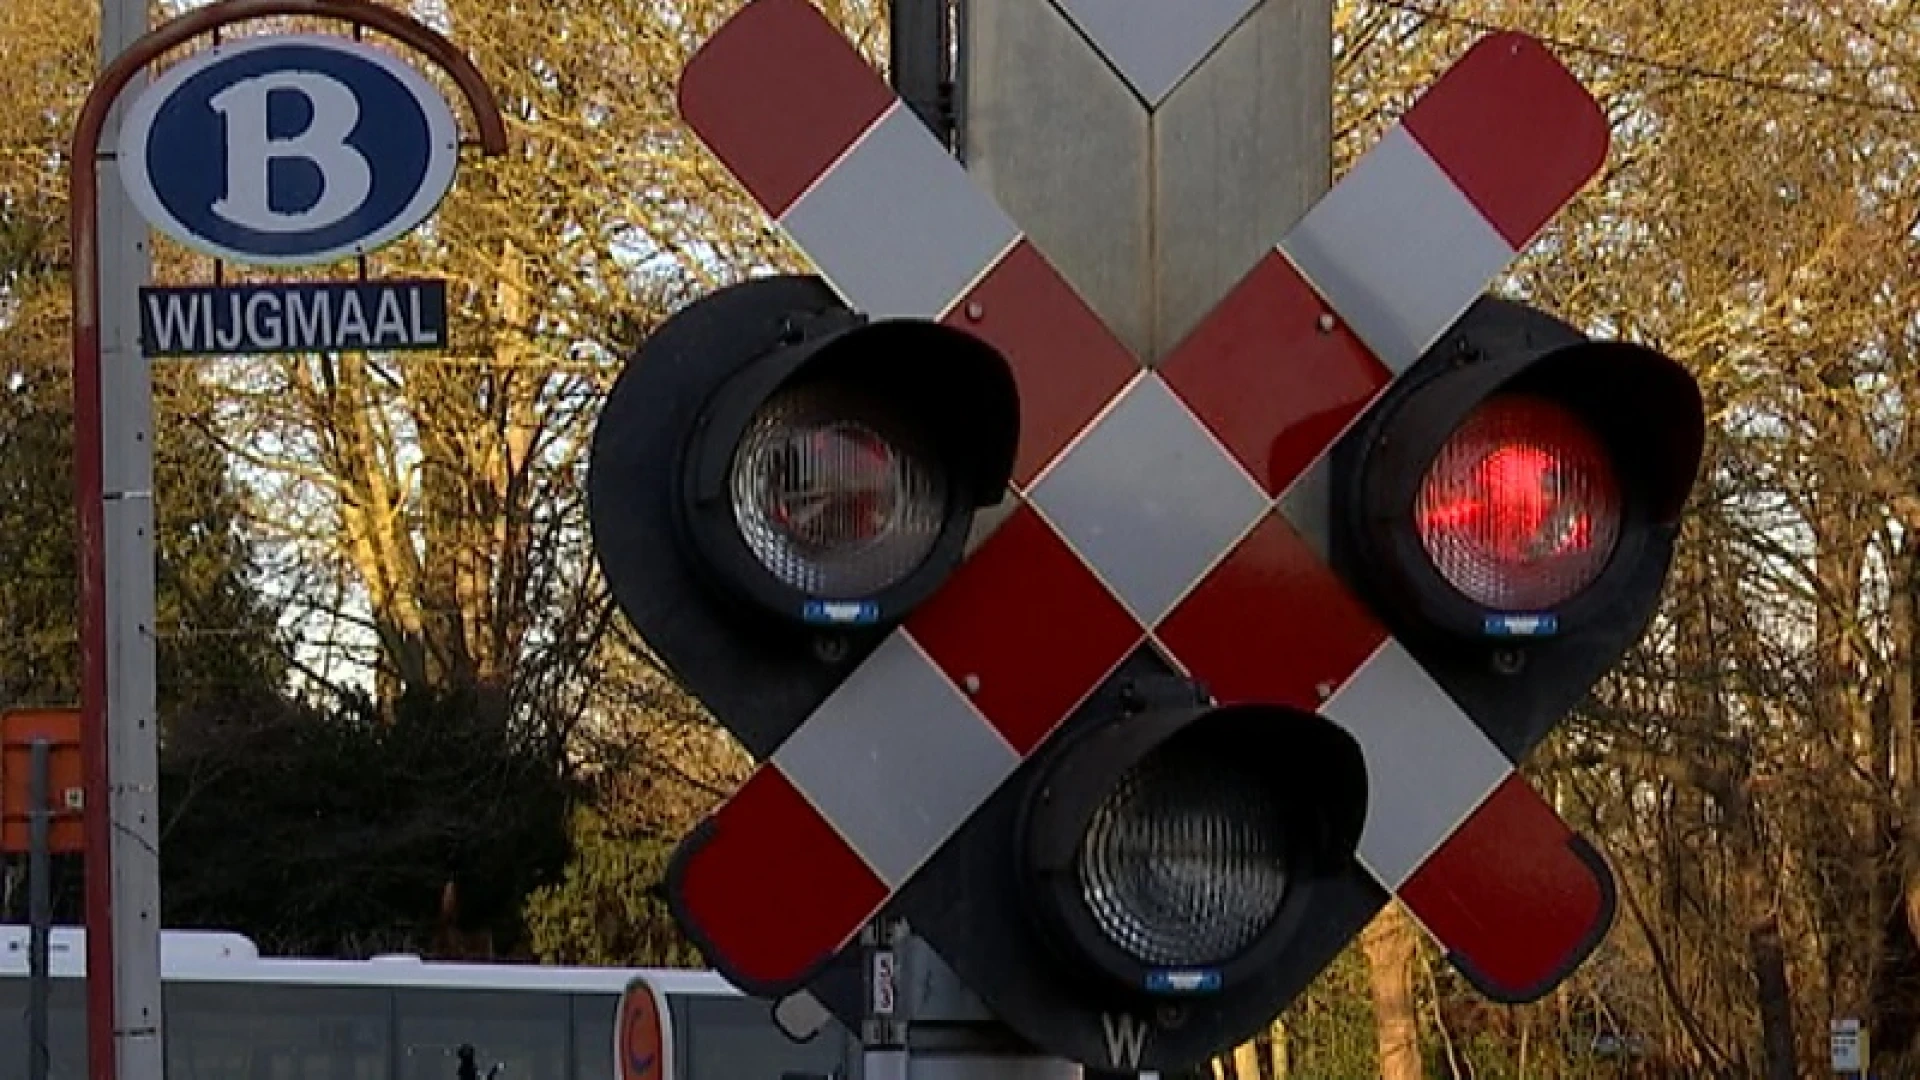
top-left (592, 279), bottom-right (1706, 1071)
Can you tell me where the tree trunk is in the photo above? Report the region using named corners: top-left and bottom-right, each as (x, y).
top-left (1362, 901), bottom-right (1422, 1080)
top-left (1231, 1040), bottom-right (1261, 1080)
top-left (1262, 1018), bottom-right (1289, 1080)
top-left (1893, 538), bottom-right (1920, 1065)
top-left (1724, 769), bottom-right (1797, 1080)
top-left (1750, 915), bottom-right (1797, 1080)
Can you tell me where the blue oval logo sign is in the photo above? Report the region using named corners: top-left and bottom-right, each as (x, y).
top-left (118, 35), bottom-right (460, 267)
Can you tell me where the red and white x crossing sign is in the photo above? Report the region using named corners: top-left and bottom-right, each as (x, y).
top-left (670, 0), bottom-right (1613, 1000)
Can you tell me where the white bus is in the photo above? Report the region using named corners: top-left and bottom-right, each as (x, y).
top-left (0, 927), bottom-right (858, 1080)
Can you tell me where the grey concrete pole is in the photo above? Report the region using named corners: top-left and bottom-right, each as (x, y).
top-left (962, 0), bottom-right (1332, 362)
top-left (95, 0), bottom-right (166, 1076)
top-left (899, 940), bottom-right (1083, 1080)
top-left (940, 0), bottom-right (1333, 1075)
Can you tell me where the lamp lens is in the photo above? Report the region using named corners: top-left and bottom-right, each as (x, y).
top-left (730, 384), bottom-right (949, 598)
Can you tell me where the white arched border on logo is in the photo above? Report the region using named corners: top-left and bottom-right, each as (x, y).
top-left (116, 33), bottom-right (462, 268)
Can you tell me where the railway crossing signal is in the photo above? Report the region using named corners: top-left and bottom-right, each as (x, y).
top-left (1329, 295), bottom-right (1705, 768)
top-left (586, 0), bottom-right (1705, 1070)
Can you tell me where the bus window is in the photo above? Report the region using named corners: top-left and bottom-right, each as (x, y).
top-left (0, 974), bottom-right (24, 1080)
top-left (676, 995), bottom-right (847, 1080)
top-left (395, 988), bottom-right (568, 1080)
top-left (570, 993), bottom-right (617, 1080)
top-left (165, 982), bottom-right (390, 1080)
top-left (0, 978), bottom-right (86, 1080)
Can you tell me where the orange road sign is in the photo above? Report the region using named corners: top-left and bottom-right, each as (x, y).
top-left (2, 708), bottom-right (85, 854)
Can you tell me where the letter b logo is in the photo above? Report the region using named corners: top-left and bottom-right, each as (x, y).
top-left (120, 35), bottom-right (461, 267)
top-left (209, 72), bottom-right (374, 235)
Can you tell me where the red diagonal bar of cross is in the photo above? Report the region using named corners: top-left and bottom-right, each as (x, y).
top-left (671, 0), bottom-right (1613, 1002)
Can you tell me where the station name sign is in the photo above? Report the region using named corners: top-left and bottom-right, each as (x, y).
top-left (119, 33), bottom-right (467, 360)
top-left (139, 280), bottom-right (447, 357)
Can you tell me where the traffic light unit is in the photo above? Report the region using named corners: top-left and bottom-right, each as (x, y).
top-left (587, 273), bottom-right (1017, 760)
top-left (585, 0), bottom-right (1707, 1072)
top-left (1332, 295), bottom-right (1704, 767)
top-left (589, 280), bottom-right (1704, 1071)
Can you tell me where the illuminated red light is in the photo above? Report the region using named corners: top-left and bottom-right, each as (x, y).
top-left (1414, 395), bottom-right (1621, 610)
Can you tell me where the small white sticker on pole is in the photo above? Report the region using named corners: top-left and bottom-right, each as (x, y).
top-left (1830, 1017), bottom-right (1866, 1074)
top-left (872, 950), bottom-right (898, 1016)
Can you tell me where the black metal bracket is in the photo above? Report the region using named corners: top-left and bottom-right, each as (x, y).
top-left (890, 0), bottom-right (959, 149)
